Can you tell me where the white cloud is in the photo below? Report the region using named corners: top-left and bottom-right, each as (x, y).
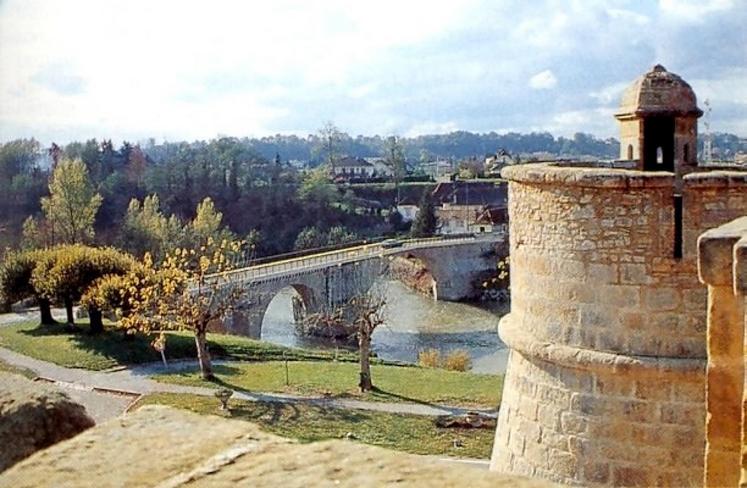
top-left (347, 83), bottom-right (378, 100)
top-left (659, 0), bottom-right (734, 21)
top-left (607, 8), bottom-right (650, 25)
top-left (0, 0), bottom-right (476, 142)
top-left (0, 0), bottom-right (744, 143)
top-left (589, 82), bottom-right (629, 105)
top-left (405, 121), bottom-right (459, 137)
top-left (546, 108), bottom-right (618, 137)
top-left (529, 70), bottom-right (558, 90)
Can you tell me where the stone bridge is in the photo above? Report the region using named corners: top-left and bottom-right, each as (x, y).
top-left (217, 234), bottom-right (506, 338)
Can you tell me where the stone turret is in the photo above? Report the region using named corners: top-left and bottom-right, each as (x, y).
top-left (490, 66), bottom-right (747, 486)
top-left (615, 64), bottom-right (702, 171)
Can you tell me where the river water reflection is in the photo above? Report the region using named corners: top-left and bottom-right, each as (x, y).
top-left (261, 281), bottom-right (510, 375)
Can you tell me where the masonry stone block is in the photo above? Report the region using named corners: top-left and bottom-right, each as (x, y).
top-left (492, 161), bottom-right (746, 486)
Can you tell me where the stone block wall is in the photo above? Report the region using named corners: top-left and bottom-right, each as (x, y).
top-left (492, 347), bottom-right (703, 486)
top-left (491, 163), bottom-right (747, 486)
top-left (697, 217), bottom-right (747, 487)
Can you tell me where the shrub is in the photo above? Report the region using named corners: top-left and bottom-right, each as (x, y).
top-left (0, 249), bottom-right (55, 324)
top-left (31, 245), bottom-right (136, 330)
top-left (443, 349), bottom-right (472, 372)
top-left (417, 348), bottom-right (441, 368)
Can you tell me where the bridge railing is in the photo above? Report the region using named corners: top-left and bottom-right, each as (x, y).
top-left (219, 231), bottom-right (502, 282)
top-left (224, 243), bottom-right (381, 281)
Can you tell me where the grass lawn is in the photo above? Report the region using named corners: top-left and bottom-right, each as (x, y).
top-left (134, 392), bottom-right (495, 459)
top-left (155, 361), bottom-right (502, 408)
top-left (0, 320), bottom-right (358, 371)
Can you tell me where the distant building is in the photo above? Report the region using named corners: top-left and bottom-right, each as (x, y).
top-left (431, 180), bottom-right (508, 234)
top-left (419, 159), bottom-right (454, 179)
top-left (331, 156), bottom-right (376, 181)
top-left (484, 149), bottom-right (516, 176)
top-left (468, 207), bottom-right (508, 234)
top-left (395, 198), bottom-right (419, 222)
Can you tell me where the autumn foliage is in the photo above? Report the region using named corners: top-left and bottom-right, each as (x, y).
top-left (112, 237), bottom-right (249, 379)
top-left (0, 245), bottom-right (134, 330)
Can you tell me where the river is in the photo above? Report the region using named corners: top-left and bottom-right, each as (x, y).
top-left (260, 280), bottom-right (510, 375)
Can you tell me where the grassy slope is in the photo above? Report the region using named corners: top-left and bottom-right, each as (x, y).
top-left (0, 321), bottom-right (357, 371)
top-left (156, 361), bottom-right (502, 408)
top-left (135, 392), bottom-right (495, 459)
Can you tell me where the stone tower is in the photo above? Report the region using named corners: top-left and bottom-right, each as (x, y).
top-left (489, 66), bottom-right (747, 486)
top-left (615, 64), bottom-right (702, 171)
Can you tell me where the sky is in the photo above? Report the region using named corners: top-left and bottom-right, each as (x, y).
top-left (0, 0), bottom-right (745, 145)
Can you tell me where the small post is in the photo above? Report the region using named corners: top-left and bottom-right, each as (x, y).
top-left (215, 388), bottom-right (234, 412)
top-left (284, 351), bottom-right (290, 386)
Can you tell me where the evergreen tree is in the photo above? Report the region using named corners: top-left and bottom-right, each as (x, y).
top-left (411, 190), bottom-right (437, 237)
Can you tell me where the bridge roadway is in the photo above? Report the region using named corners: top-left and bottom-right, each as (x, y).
top-left (215, 233), bottom-right (506, 338)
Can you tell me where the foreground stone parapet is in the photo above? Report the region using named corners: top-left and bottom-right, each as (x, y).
top-left (0, 405), bottom-right (553, 487)
top-left (698, 217), bottom-right (747, 487)
top-left (0, 372), bottom-right (94, 472)
top-left (492, 162), bottom-right (747, 487)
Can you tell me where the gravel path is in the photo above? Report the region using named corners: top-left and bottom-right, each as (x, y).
top-left (0, 345), bottom-right (497, 418)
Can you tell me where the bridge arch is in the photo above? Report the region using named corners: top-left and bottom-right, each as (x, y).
top-left (261, 283), bottom-right (321, 335)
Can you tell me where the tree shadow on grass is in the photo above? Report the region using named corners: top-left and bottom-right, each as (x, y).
top-left (366, 385), bottom-right (449, 409)
top-left (19, 322), bottom-right (75, 337)
top-left (228, 400), bottom-right (367, 427)
top-left (18, 323), bottom-right (202, 368)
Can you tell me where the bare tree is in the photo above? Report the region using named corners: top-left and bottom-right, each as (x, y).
top-left (301, 288), bottom-right (387, 392)
top-left (315, 121), bottom-right (345, 174)
top-left (383, 135), bottom-right (406, 205)
top-left (348, 290), bottom-right (387, 392)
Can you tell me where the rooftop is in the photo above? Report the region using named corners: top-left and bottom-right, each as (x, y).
top-left (615, 64), bottom-right (702, 119)
top-left (432, 180), bottom-right (507, 206)
top-left (336, 156), bottom-right (373, 168)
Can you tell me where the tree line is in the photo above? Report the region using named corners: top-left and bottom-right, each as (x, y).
top-left (0, 137), bottom-right (391, 255)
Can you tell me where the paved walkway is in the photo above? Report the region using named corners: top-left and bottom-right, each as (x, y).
top-left (0, 345), bottom-right (497, 420)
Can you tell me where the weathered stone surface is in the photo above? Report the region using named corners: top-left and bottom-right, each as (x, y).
top-left (697, 216), bottom-right (747, 287)
top-left (493, 160), bottom-right (747, 486)
top-left (0, 406), bottom-right (554, 487)
top-left (0, 372), bottom-right (94, 472)
top-left (698, 219), bottom-right (747, 487)
top-left (389, 255), bottom-right (435, 296)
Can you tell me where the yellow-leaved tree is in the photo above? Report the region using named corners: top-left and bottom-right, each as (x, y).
top-left (41, 158), bottom-right (102, 244)
top-left (117, 237), bottom-right (247, 379)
